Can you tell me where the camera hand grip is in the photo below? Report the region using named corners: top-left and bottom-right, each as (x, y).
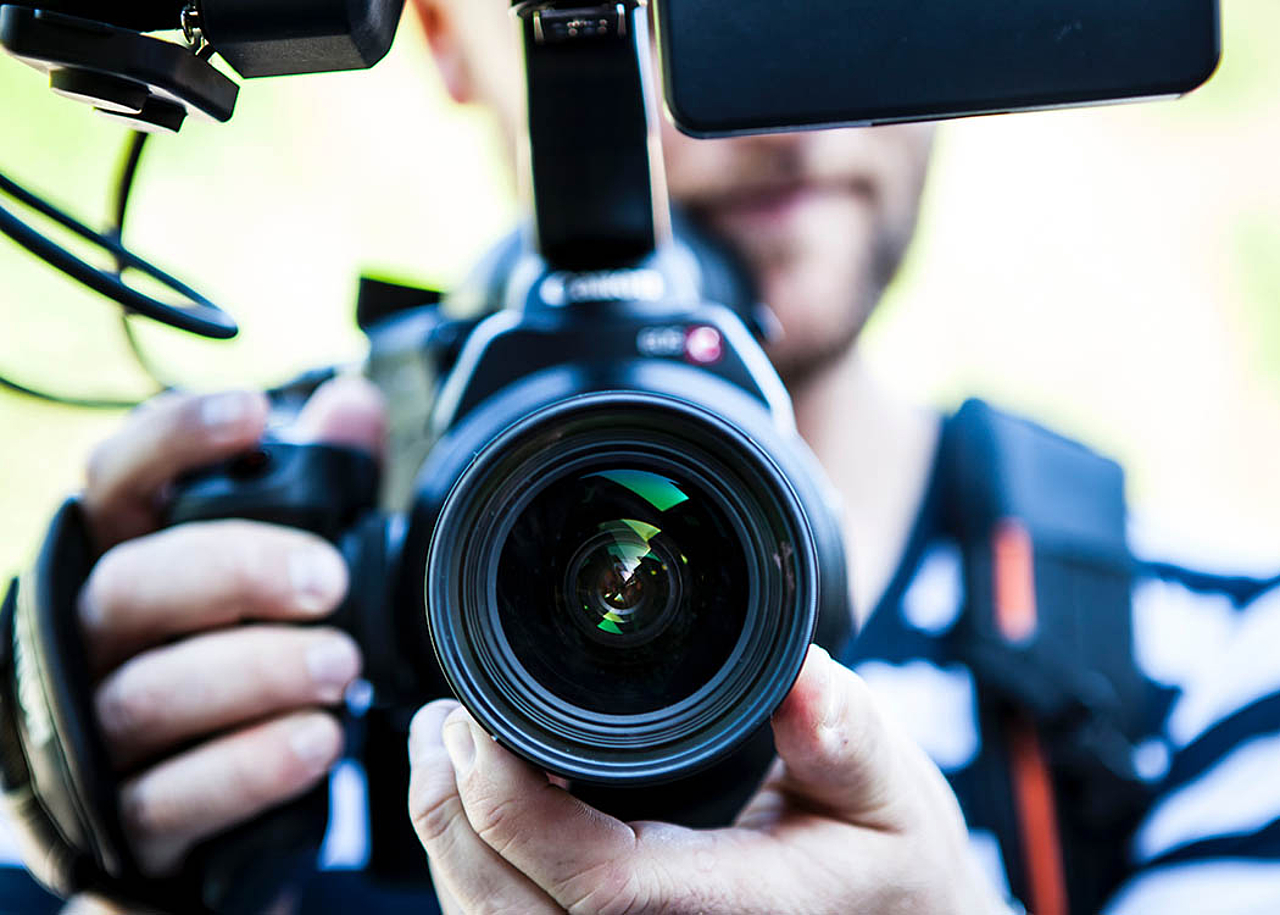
top-left (166, 441), bottom-right (379, 539)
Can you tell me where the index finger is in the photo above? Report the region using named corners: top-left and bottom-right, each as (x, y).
top-left (79, 520), bottom-right (348, 675)
top-left (83, 390), bottom-right (270, 548)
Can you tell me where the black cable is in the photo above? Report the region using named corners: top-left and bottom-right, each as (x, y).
top-left (0, 135), bottom-right (342, 411)
top-left (111, 131), bottom-right (178, 394)
top-left (0, 131), bottom-right (198, 409)
top-left (0, 374), bottom-right (142, 411)
top-left (0, 170), bottom-right (237, 338)
top-left (0, 140), bottom-right (149, 409)
top-left (112, 131), bottom-right (149, 232)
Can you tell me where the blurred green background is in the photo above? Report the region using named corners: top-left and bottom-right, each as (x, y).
top-left (1, 2), bottom-right (1278, 577)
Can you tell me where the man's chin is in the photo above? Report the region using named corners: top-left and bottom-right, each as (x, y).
top-left (754, 261), bottom-right (873, 389)
top-left (766, 333), bottom-right (859, 390)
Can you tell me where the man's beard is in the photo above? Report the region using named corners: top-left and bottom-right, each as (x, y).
top-left (750, 210), bottom-right (916, 390)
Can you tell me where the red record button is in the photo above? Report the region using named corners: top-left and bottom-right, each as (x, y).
top-left (685, 326), bottom-right (724, 365)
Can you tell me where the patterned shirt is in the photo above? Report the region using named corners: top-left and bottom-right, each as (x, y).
top-left (843, 443), bottom-right (1280, 913)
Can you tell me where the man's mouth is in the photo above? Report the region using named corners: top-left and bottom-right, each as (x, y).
top-left (693, 179), bottom-right (876, 229)
top-left (712, 184), bottom-right (814, 222)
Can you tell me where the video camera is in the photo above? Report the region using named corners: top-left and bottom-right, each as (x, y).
top-left (0, 1), bottom-right (1220, 912)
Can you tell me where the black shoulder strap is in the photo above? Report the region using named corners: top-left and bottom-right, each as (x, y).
top-left (938, 400), bottom-right (1160, 915)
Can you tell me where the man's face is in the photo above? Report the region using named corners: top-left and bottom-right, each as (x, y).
top-left (419, 0), bottom-right (934, 382)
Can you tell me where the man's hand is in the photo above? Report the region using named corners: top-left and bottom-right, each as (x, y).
top-left (73, 378), bottom-right (385, 876)
top-left (409, 645), bottom-right (1008, 915)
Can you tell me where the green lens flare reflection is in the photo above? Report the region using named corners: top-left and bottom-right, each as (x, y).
top-left (618, 518), bottom-right (662, 541)
top-left (589, 469), bottom-right (690, 512)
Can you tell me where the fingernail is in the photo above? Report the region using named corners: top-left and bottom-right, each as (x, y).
top-left (442, 720), bottom-right (476, 775)
top-left (408, 702), bottom-right (458, 766)
top-left (814, 647), bottom-right (842, 729)
top-left (307, 636), bottom-right (360, 703)
top-left (288, 547), bottom-right (347, 615)
top-left (290, 716), bottom-right (339, 769)
top-left (408, 713), bottom-right (431, 765)
top-left (200, 392), bottom-right (254, 430)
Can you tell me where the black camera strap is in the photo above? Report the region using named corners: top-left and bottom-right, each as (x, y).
top-left (0, 500), bottom-right (331, 913)
top-left (939, 401), bottom-right (1161, 915)
top-left (0, 500), bottom-right (170, 909)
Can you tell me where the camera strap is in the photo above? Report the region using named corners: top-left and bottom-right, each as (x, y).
top-left (939, 400), bottom-right (1161, 915)
top-left (0, 499), bottom-right (170, 908)
top-left (0, 499), bottom-right (329, 913)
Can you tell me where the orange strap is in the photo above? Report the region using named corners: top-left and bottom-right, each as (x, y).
top-left (993, 520), bottom-right (1068, 915)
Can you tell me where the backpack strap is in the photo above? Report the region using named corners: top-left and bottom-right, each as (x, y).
top-left (938, 400), bottom-right (1159, 915)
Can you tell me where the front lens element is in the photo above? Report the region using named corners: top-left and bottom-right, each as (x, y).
top-left (568, 519), bottom-right (681, 647)
top-left (495, 465), bottom-right (750, 717)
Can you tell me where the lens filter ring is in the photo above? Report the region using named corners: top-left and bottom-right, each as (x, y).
top-left (427, 392), bottom-right (819, 785)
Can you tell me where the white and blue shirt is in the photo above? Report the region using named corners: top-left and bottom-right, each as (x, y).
top-left (841, 456), bottom-right (1280, 914)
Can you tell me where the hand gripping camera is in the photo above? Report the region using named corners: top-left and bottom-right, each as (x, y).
top-left (0, 2), bottom-right (851, 910)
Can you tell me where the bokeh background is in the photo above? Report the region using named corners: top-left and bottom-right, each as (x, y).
top-left (1, 1), bottom-right (1277, 578)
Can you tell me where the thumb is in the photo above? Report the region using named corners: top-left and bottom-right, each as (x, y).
top-left (769, 645), bottom-right (911, 829)
top-left (291, 374), bottom-right (388, 460)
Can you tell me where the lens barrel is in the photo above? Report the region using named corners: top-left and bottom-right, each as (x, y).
top-left (426, 393), bottom-right (821, 785)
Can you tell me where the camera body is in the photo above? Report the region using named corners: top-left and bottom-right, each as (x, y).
top-left (170, 224), bottom-right (852, 838)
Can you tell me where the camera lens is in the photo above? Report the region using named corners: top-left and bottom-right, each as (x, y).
top-left (496, 467), bottom-right (748, 716)
top-left (427, 393), bottom-right (821, 785)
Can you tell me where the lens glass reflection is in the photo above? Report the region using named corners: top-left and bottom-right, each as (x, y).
top-left (495, 466), bottom-right (750, 715)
